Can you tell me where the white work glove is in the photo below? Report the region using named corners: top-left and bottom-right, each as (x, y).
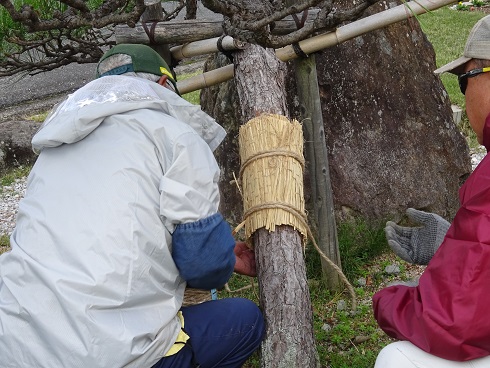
top-left (385, 208), bottom-right (450, 265)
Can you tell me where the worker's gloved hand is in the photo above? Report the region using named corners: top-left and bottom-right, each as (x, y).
top-left (385, 208), bottom-right (451, 265)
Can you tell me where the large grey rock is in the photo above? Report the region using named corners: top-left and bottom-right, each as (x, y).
top-left (202, 4), bottom-right (471, 226)
top-left (0, 120), bottom-right (39, 174)
top-left (313, 2), bottom-right (470, 222)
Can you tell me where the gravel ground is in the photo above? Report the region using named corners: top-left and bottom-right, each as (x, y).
top-left (0, 177), bottom-right (27, 237)
top-left (471, 146), bottom-right (486, 170)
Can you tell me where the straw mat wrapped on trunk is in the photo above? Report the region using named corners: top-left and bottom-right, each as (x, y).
top-left (239, 114), bottom-right (307, 242)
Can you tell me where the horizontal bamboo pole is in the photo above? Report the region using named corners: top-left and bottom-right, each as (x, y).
top-left (176, 0), bottom-right (456, 95)
top-left (171, 36), bottom-right (246, 60)
top-left (178, 64), bottom-right (235, 94)
top-left (276, 0), bottom-right (457, 61)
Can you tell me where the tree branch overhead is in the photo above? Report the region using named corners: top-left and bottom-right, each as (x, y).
top-left (0, 0), bottom-right (381, 76)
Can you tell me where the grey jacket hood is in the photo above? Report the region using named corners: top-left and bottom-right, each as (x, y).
top-left (32, 75), bottom-right (226, 153)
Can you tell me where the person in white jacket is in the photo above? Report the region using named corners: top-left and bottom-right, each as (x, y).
top-left (0, 44), bottom-right (264, 368)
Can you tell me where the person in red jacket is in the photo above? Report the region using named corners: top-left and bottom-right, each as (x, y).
top-left (373, 15), bottom-right (490, 367)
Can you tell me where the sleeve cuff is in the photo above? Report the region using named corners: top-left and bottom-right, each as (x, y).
top-left (172, 213), bottom-right (235, 289)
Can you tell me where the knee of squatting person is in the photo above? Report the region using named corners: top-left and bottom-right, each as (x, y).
top-left (375, 341), bottom-right (490, 368)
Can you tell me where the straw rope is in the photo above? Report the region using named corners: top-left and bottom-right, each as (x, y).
top-left (243, 202), bottom-right (307, 233)
top-left (182, 288), bottom-right (212, 307)
top-left (237, 199), bottom-right (357, 311)
top-left (237, 113), bottom-right (357, 311)
top-left (239, 149), bottom-right (305, 179)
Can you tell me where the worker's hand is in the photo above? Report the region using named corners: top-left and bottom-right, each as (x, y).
top-left (234, 241), bottom-right (257, 277)
top-left (385, 208), bottom-right (450, 265)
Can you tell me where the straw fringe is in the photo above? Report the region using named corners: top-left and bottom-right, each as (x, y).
top-left (238, 113), bottom-right (357, 311)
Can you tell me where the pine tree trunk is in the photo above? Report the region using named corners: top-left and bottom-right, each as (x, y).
top-left (234, 44), bottom-right (320, 368)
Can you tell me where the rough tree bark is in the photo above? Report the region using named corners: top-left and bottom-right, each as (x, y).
top-left (234, 43), bottom-right (320, 368)
top-left (185, 0), bottom-right (197, 19)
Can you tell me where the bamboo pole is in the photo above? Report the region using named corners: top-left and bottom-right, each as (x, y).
top-left (294, 54), bottom-right (342, 290)
top-left (171, 36), bottom-right (246, 60)
top-left (176, 0), bottom-right (456, 94)
top-left (275, 0), bottom-right (457, 61)
top-left (177, 64), bottom-right (234, 94)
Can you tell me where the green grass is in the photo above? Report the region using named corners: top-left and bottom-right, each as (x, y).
top-left (0, 234), bottom-right (9, 253)
top-left (179, 69), bottom-right (202, 105)
top-left (223, 218), bottom-right (399, 368)
top-left (418, 7), bottom-right (486, 146)
top-left (0, 165), bottom-right (30, 187)
top-left (29, 111), bottom-right (50, 122)
top-left (311, 218), bottom-right (393, 367)
top-left (336, 219), bottom-right (387, 281)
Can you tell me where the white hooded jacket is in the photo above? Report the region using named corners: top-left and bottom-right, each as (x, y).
top-left (0, 75), bottom-right (227, 368)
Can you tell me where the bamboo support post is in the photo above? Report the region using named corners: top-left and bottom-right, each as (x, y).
top-left (176, 0), bottom-right (457, 94)
top-left (294, 54), bottom-right (342, 289)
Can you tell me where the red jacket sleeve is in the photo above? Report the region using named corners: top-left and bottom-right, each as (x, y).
top-left (373, 186), bottom-right (490, 361)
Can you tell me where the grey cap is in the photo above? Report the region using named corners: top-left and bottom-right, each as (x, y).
top-left (435, 15), bottom-right (490, 75)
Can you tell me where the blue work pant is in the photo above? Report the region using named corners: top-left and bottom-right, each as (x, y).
top-left (152, 297), bottom-right (265, 368)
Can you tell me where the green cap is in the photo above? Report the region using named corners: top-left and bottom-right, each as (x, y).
top-left (96, 44), bottom-right (178, 93)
